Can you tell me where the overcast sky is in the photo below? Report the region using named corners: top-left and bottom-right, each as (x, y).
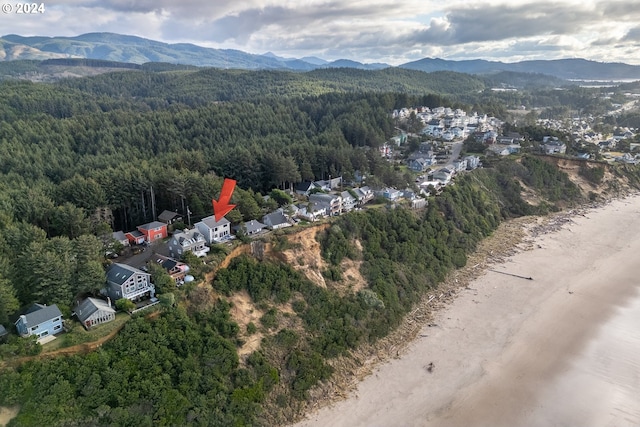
top-left (2, 0), bottom-right (639, 65)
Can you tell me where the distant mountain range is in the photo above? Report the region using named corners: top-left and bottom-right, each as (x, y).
top-left (1, 32), bottom-right (640, 80)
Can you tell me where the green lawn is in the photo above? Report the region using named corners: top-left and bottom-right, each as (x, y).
top-left (41, 312), bottom-right (130, 352)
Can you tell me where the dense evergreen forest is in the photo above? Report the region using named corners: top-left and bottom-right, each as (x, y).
top-left (0, 65), bottom-right (611, 426)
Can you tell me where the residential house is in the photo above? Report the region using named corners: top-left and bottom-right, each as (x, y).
top-left (195, 215), bottom-right (231, 244)
top-left (74, 297), bottom-right (116, 330)
top-left (464, 155), bottom-right (481, 170)
top-left (153, 255), bottom-right (190, 283)
top-left (452, 159), bottom-right (468, 173)
top-left (137, 221), bottom-right (168, 243)
top-left (424, 118), bottom-right (444, 135)
top-left (112, 231), bottom-right (129, 247)
top-left (340, 191), bottom-right (357, 212)
top-left (15, 303), bottom-right (63, 340)
top-left (295, 202), bottom-right (327, 222)
top-left (314, 176), bottom-right (342, 191)
top-left (407, 152), bottom-right (436, 172)
top-left (432, 168), bottom-right (454, 185)
top-left (125, 230), bottom-right (146, 245)
top-left (262, 211), bottom-right (292, 230)
top-left (486, 145), bottom-right (511, 156)
top-left (411, 198), bottom-right (428, 209)
top-left (158, 210), bottom-right (183, 225)
top-left (294, 181), bottom-right (319, 197)
top-left (377, 188), bottom-right (402, 201)
top-left (0, 325), bottom-right (7, 342)
top-left (105, 263), bottom-right (155, 302)
top-left (497, 136), bottom-right (515, 145)
top-left (239, 219), bottom-right (267, 236)
top-left (169, 229), bottom-right (210, 258)
top-left (543, 140), bottom-right (567, 155)
top-left (353, 186), bottom-right (374, 205)
top-left (309, 193), bottom-right (343, 216)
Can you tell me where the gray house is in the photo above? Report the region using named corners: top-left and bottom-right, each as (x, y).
top-left (158, 210), bottom-right (183, 225)
top-left (195, 215), bottom-right (231, 244)
top-left (15, 303), bottom-right (63, 340)
top-left (239, 219), bottom-right (267, 236)
top-left (263, 211), bottom-right (292, 230)
top-left (309, 193), bottom-right (342, 216)
top-left (74, 297), bottom-right (116, 330)
top-left (169, 229), bottom-right (210, 258)
top-left (105, 263), bottom-right (155, 302)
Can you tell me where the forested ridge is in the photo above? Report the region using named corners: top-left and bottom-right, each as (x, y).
top-left (0, 66), bottom-right (615, 426)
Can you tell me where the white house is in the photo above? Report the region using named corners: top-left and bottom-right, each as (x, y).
top-left (169, 229), bottom-right (210, 258)
top-left (195, 215), bottom-right (231, 244)
top-left (74, 297), bottom-right (116, 330)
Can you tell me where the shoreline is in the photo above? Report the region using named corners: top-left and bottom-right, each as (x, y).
top-left (293, 194), bottom-right (640, 426)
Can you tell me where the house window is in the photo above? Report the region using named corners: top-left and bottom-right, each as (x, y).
top-left (214, 227), bottom-right (218, 231)
top-left (53, 325), bottom-right (61, 331)
top-left (31, 325), bottom-right (38, 332)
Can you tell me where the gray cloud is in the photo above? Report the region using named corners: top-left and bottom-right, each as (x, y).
top-left (622, 27), bottom-right (640, 42)
top-left (406, 3), bottom-right (597, 46)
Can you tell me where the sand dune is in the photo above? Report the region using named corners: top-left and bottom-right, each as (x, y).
top-left (295, 195), bottom-right (640, 427)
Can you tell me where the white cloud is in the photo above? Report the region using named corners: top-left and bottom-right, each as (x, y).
top-left (0, 0), bottom-right (639, 65)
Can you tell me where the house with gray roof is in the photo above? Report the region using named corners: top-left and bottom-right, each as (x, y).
top-left (309, 193), bottom-right (342, 216)
top-left (15, 303), bottom-right (63, 340)
top-left (340, 191), bottom-right (357, 212)
top-left (295, 202), bottom-right (327, 222)
top-left (195, 215), bottom-right (231, 244)
top-left (112, 231), bottom-right (129, 247)
top-left (158, 210), bottom-right (183, 225)
top-left (74, 297), bottom-right (116, 330)
top-left (353, 186), bottom-right (374, 205)
top-left (169, 229), bottom-right (210, 258)
top-left (239, 219), bottom-right (267, 236)
top-left (263, 211), bottom-right (292, 230)
top-left (105, 263), bottom-right (155, 302)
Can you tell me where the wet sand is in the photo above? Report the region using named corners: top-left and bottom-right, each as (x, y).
top-left (295, 195), bottom-right (640, 427)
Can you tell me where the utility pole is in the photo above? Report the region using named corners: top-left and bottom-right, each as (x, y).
top-left (150, 185), bottom-right (157, 221)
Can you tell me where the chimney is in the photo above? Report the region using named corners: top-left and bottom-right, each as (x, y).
top-left (107, 297), bottom-right (112, 307)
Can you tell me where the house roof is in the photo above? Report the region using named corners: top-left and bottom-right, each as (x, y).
top-left (112, 231), bottom-right (127, 242)
top-left (161, 258), bottom-right (178, 271)
top-left (158, 210), bottom-right (181, 222)
top-left (263, 211), bottom-right (289, 226)
top-left (309, 193), bottom-right (340, 203)
top-left (75, 298), bottom-right (115, 323)
top-left (18, 304), bottom-right (62, 328)
top-left (174, 229), bottom-right (204, 246)
top-left (198, 215), bottom-right (230, 229)
top-left (295, 181), bottom-right (315, 192)
top-left (106, 263), bottom-right (146, 285)
top-left (126, 230), bottom-right (144, 238)
top-left (340, 191), bottom-right (355, 201)
top-left (243, 219), bottom-right (266, 234)
top-left (138, 221), bottom-right (166, 231)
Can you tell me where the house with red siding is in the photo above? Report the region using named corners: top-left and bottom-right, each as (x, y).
top-left (137, 221), bottom-right (168, 243)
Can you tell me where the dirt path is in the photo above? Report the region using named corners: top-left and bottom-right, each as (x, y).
top-left (4, 322), bottom-right (128, 368)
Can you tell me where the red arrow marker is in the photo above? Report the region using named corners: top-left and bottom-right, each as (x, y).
top-left (212, 178), bottom-right (237, 221)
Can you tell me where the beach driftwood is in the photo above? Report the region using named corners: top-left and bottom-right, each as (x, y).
top-left (488, 269), bottom-right (533, 281)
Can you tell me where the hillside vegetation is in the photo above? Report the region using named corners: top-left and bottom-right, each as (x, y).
top-left (0, 67), bottom-right (638, 426)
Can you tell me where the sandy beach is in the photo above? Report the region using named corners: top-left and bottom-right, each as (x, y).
top-left (294, 195), bottom-right (640, 427)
